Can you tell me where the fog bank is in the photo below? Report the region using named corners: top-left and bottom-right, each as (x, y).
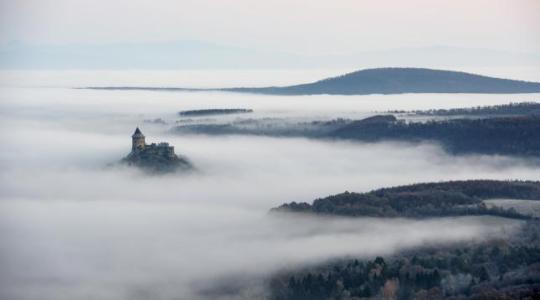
top-left (0, 200), bottom-right (522, 300)
top-left (1, 70), bottom-right (539, 299)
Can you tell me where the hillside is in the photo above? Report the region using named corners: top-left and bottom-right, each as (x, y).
top-left (85, 68), bottom-right (540, 95)
top-left (272, 180), bottom-right (540, 218)
top-left (173, 113), bottom-right (540, 158)
top-left (330, 115), bottom-right (540, 157)
top-left (224, 68), bottom-right (540, 95)
top-left (269, 220), bottom-right (540, 300)
top-left (269, 180), bottom-right (540, 299)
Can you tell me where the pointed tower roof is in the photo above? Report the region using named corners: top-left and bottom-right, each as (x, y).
top-left (132, 127), bottom-right (145, 138)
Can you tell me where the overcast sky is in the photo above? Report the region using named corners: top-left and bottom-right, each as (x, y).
top-left (1, 0), bottom-right (539, 55)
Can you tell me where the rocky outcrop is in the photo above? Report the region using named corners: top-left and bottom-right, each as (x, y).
top-left (122, 147), bottom-right (192, 173)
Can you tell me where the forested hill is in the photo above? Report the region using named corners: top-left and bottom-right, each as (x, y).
top-left (330, 115), bottom-right (540, 157)
top-left (269, 221), bottom-right (540, 300)
top-left (224, 68), bottom-right (540, 95)
top-left (85, 68), bottom-right (540, 95)
top-left (272, 180), bottom-right (540, 218)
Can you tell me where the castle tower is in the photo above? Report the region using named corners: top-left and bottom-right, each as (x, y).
top-left (132, 127), bottom-right (146, 151)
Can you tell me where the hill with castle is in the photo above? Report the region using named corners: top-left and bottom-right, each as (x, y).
top-left (121, 127), bottom-right (192, 173)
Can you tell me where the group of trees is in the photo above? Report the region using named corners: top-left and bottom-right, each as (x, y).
top-left (173, 117), bottom-right (351, 137)
top-left (269, 221), bottom-right (540, 300)
top-left (174, 102), bottom-right (540, 158)
top-left (121, 146), bottom-right (193, 173)
top-left (273, 180), bottom-right (540, 219)
top-left (177, 108), bottom-right (253, 117)
top-left (271, 181), bottom-right (540, 299)
top-left (331, 114), bottom-right (540, 157)
top-left (410, 102), bottom-right (540, 117)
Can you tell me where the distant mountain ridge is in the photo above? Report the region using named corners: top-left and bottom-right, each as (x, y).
top-left (87, 68), bottom-right (540, 95)
top-left (3, 41), bottom-right (539, 69)
top-left (223, 68), bottom-right (540, 95)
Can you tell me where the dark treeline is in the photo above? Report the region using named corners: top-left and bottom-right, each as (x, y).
top-left (389, 102), bottom-right (540, 117)
top-left (178, 108), bottom-right (253, 117)
top-left (270, 181), bottom-right (540, 299)
top-left (273, 180), bottom-right (540, 219)
top-left (331, 115), bottom-right (540, 157)
top-left (173, 104), bottom-right (540, 158)
top-left (269, 220), bottom-right (540, 300)
top-left (173, 118), bottom-right (350, 137)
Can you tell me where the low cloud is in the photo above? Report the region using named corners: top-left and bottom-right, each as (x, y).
top-left (0, 200), bottom-right (522, 300)
top-left (1, 80), bottom-right (539, 299)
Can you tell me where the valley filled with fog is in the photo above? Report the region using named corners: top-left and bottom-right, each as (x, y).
top-left (1, 70), bottom-right (540, 300)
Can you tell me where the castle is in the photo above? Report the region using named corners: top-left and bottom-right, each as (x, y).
top-left (131, 127), bottom-right (176, 159)
top-left (122, 127), bottom-right (192, 172)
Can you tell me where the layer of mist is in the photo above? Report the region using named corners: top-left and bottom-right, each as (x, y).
top-left (0, 201), bottom-right (523, 300)
top-left (1, 70), bottom-right (539, 299)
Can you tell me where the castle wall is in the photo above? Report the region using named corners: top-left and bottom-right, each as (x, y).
top-left (132, 137), bottom-right (146, 150)
top-left (140, 143), bottom-right (176, 158)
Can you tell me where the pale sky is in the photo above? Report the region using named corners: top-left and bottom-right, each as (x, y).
top-left (1, 0), bottom-right (539, 54)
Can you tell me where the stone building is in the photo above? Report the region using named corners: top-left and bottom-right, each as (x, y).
top-left (123, 127), bottom-right (192, 173)
top-left (131, 127), bottom-right (176, 158)
top-left (132, 127), bottom-right (146, 151)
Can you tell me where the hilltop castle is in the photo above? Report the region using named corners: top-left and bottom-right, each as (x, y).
top-left (131, 127), bottom-right (177, 158)
top-left (122, 127), bottom-right (192, 173)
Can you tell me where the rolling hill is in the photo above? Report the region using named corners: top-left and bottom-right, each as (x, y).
top-left (224, 68), bottom-right (540, 95)
top-left (88, 68), bottom-right (540, 95)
